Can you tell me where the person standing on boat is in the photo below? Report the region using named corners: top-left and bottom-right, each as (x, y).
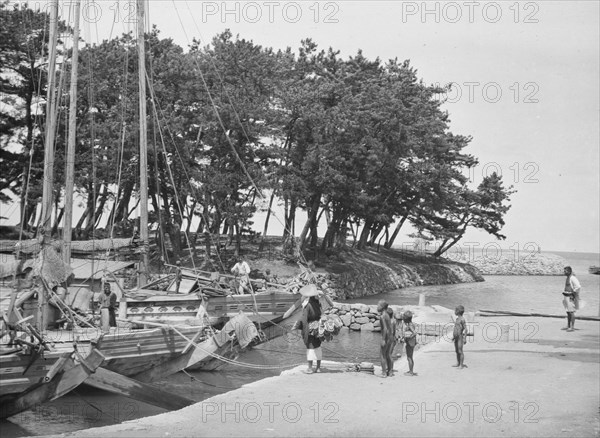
top-left (99, 283), bottom-right (117, 332)
top-left (300, 284), bottom-right (323, 374)
top-left (562, 266), bottom-right (581, 331)
top-left (174, 261), bottom-right (182, 294)
top-left (231, 257), bottom-right (251, 294)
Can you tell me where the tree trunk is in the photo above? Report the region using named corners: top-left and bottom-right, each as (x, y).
top-left (204, 231), bottom-right (211, 261)
top-left (185, 200), bottom-right (197, 236)
top-left (299, 193), bottom-right (320, 249)
top-left (349, 221), bottom-right (358, 247)
top-left (51, 207), bottom-right (64, 237)
top-left (377, 226), bottom-right (389, 252)
top-left (357, 219), bottom-right (373, 250)
top-left (334, 219), bottom-right (348, 248)
top-left (74, 206), bottom-right (89, 236)
top-left (321, 208), bottom-right (342, 251)
top-left (150, 193), bottom-right (166, 261)
top-left (23, 203), bottom-right (36, 232)
top-left (283, 198), bottom-right (296, 239)
top-left (82, 182), bottom-right (95, 238)
top-left (259, 191), bottom-right (275, 252)
top-left (227, 219), bottom-right (234, 246)
top-left (384, 214), bottom-right (409, 249)
top-left (234, 223), bottom-right (241, 257)
top-left (107, 186), bottom-right (121, 230)
top-left (368, 223), bottom-right (384, 246)
top-left (114, 180), bottom-right (134, 223)
top-left (92, 184), bottom-right (109, 228)
top-left (222, 218), bottom-right (229, 236)
top-left (126, 198), bottom-right (140, 220)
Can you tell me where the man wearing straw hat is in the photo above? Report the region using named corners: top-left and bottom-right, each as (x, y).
top-left (300, 284), bottom-right (323, 374)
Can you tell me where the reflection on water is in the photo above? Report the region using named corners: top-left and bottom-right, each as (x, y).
top-left (3, 251), bottom-right (598, 437)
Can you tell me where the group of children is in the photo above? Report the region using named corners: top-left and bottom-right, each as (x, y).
top-left (377, 300), bottom-right (468, 378)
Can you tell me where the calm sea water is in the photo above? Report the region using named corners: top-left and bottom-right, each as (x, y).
top-left (2, 251), bottom-right (598, 437)
top-left (350, 251), bottom-right (600, 318)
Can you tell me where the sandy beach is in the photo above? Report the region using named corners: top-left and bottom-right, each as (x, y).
top-left (47, 314), bottom-right (599, 438)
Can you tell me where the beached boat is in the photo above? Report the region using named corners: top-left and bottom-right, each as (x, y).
top-left (1, 281), bottom-right (303, 413)
top-left (0, 344), bottom-right (105, 419)
top-left (589, 266), bottom-right (600, 275)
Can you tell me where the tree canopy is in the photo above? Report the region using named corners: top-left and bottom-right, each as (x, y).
top-left (0, 2), bottom-right (514, 259)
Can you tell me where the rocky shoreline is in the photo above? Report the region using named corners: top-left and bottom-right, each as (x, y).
top-left (450, 252), bottom-right (567, 275)
top-left (249, 247), bottom-right (568, 301)
top-left (251, 248), bottom-right (484, 300)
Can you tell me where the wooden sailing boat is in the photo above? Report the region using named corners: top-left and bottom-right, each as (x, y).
top-left (1, 0), bottom-right (304, 417)
top-left (0, 0), bottom-right (105, 419)
top-left (96, 0), bottom-right (305, 371)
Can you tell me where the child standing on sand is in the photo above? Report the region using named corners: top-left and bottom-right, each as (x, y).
top-left (401, 311), bottom-right (418, 376)
top-left (377, 300), bottom-right (395, 377)
top-left (453, 305), bottom-right (468, 369)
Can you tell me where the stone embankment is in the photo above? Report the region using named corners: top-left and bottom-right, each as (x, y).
top-left (323, 302), bottom-right (459, 337)
top-left (451, 252), bottom-right (567, 275)
top-left (326, 257), bottom-right (482, 300)
top-left (325, 302), bottom-right (397, 332)
top-left (257, 248), bottom-right (484, 300)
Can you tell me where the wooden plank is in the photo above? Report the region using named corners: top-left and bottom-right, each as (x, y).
top-left (84, 367), bottom-right (194, 410)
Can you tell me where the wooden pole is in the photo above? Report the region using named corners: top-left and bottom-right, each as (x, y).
top-left (137, 0), bottom-right (149, 287)
top-left (37, 0), bottom-right (59, 331)
top-left (40, 0), bottom-right (59, 232)
top-left (63, 0), bottom-right (81, 264)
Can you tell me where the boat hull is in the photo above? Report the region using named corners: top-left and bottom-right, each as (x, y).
top-left (0, 348), bottom-right (104, 419)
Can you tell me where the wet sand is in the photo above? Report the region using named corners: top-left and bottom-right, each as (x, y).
top-left (48, 315), bottom-right (599, 437)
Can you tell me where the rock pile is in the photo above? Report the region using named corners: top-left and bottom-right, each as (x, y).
top-left (324, 302), bottom-right (406, 332)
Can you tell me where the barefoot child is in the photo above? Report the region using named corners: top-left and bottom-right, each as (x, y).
top-left (377, 300), bottom-right (395, 377)
top-left (452, 305), bottom-right (467, 369)
top-left (402, 311), bottom-right (417, 376)
top-left (387, 307), bottom-right (397, 376)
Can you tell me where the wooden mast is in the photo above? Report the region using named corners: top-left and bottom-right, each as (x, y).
top-left (63, 0), bottom-right (81, 264)
top-left (37, 0), bottom-right (59, 331)
top-left (40, 0), bottom-right (59, 232)
top-left (137, 0), bottom-right (149, 286)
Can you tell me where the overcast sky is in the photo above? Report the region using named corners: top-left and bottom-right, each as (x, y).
top-left (4, 1), bottom-right (599, 254)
